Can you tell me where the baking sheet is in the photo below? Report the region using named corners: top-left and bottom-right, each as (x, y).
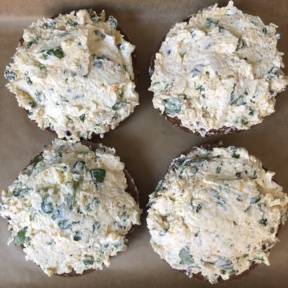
top-left (1, 0), bottom-right (288, 287)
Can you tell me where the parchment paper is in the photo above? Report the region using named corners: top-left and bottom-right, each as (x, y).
top-left (1, 0), bottom-right (288, 287)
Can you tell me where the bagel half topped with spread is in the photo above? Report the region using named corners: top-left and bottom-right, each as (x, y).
top-left (0, 140), bottom-right (141, 276)
top-left (149, 1), bottom-right (288, 136)
top-left (4, 9), bottom-right (139, 141)
top-left (147, 145), bottom-right (288, 283)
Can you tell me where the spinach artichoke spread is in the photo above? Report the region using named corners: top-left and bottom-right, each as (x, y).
top-left (4, 9), bottom-right (138, 140)
top-left (147, 146), bottom-right (288, 283)
top-left (150, 1), bottom-right (288, 136)
top-left (0, 140), bottom-right (141, 276)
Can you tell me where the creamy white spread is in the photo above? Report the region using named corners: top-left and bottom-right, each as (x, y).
top-left (4, 10), bottom-right (138, 140)
top-left (0, 140), bottom-right (141, 276)
top-left (147, 146), bottom-right (288, 283)
top-left (150, 1), bottom-right (288, 136)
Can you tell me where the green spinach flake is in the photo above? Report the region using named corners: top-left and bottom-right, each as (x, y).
top-left (231, 148), bottom-right (240, 159)
top-left (43, 46), bottom-right (64, 59)
top-left (211, 192), bottom-right (226, 208)
top-left (14, 227), bottom-right (31, 246)
top-left (94, 29), bottom-right (106, 38)
top-left (236, 195), bottom-right (244, 202)
top-left (58, 219), bottom-right (71, 230)
top-left (72, 181), bottom-right (79, 207)
top-left (4, 67), bottom-right (17, 81)
top-left (92, 222), bottom-right (101, 233)
top-left (12, 188), bottom-right (32, 198)
top-left (66, 20), bottom-right (78, 27)
top-left (88, 9), bottom-right (100, 23)
top-left (112, 101), bottom-right (129, 110)
top-left (196, 85), bottom-right (205, 93)
top-left (191, 67), bottom-right (202, 77)
top-left (42, 19), bottom-right (56, 29)
top-left (259, 218), bottom-right (268, 226)
top-left (25, 73), bottom-right (33, 85)
top-left (83, 258), bottom-right (94, 266)
top-left (108, 16), bottom-right (117, 32)
top-left (163, 98), bottom-right (182, 115)
top-left (26, 41), bottom-right (34, 48)
top-left (79, 114), bottom-right (85, 122)
top-left (251, 170), bottom-right (257, 179)
top-left (230, 95), bottom-right (246, 106)
top-left (191, 201), bottom-right (202, 213)
top-left (179, 247), bottom-right (194, 265)
top-left (155, 180), bottom-right (165, 192)
top-left (253, 257), bottom-right (264, 262)
top-left (90, 168), bottom-right (106, 189)
top-left (29, 101), bottom-right (36, 108)
top-left (250, 195), bottom-right (261, 205)
top-left (241, 118), bottom-right (249, 126)
top-left (71, 161), bottom-right (85, 174)
top-left (206, 17), bottom-right (219, 28)
top-left (33, 155), bottom-right (44, 167)
top-left (249, 108), bottom-right (255, 116)
top-left (73, 232), bottom-right (82, 241)
top-left (35, 90), bottom-right (44, 103)
top-left (216, 257), bottom-right (233, 271)
top-left (41, 195), bottom-right (54, 214)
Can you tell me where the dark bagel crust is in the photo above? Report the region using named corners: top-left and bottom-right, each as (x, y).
top-left (149, 17), bottom-right (252, 137)
top-left (18, 9), bottom-right (139, 139)
top-left (18, 140), bottom-right (140, 277)
top-left (152, 143), bottom-right (285, 283)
